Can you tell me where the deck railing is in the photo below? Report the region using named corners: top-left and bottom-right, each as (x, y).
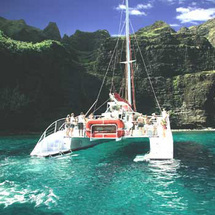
top-left (37, 114), bottom-right (168, 142)
top-left (38, 118), bottom-right (66, 143)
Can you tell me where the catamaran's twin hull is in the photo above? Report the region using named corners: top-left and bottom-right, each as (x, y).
top-left (30, 130), bottom-right (114, 157)
top-left (70, 137), bottom-right (113, 151)
top-left (31, 131), bottom-right (173, 160)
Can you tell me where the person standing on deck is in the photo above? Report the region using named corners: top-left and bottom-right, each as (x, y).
top-left (150, 113), bottom-right (158, 136)
top-left (77, 112), bottom-right (85, 137)
top-left (65, 115), bottom-right (71, 137)
top-left (162, 108), bottom-right (167, 119)
top-left (144, 115), bottom-right (150, 135)
top-left (70, 113), bottom-right (76, 137)
top-left (137, 113), bottom-right (145, 135)
top-left (129, 113), bottom-right (136, 136)
top-left (88, 113), bottom-right (94, 120)
top-left (161, 109), bottom-right (169, 137)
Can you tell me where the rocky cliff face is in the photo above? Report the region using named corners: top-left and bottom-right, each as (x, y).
top-left (43, 22), bottom-right (61, 41)
top-left (62, 29), bottom-right (110, 75)
top-left (138, 71), bottom-right (215, 128)
top-left (169, 71), bottom-right (215, 128)
top-left (189, 18), bottom-right (215, 47)
top-left (95, 21), bottom-right (215, 128)
top-left (0, 30), bottom-right (103, 131)
top-left (0, 17), bottom-right (61, 42)
top-left (137, 21), bottom-right (176, 35)
top-left (0, 17), bottom-right (214, 130)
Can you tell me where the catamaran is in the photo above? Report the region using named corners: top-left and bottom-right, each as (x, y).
top-left (30, 0), bottom-right (173, 160)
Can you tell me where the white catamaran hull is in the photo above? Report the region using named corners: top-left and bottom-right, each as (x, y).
top-left (30, 130), bottom-right (113, 157)
top-left (31, 118), bottom-right (173, 159)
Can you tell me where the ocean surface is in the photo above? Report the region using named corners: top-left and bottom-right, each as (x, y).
top-left (0, 131), bottom-right (214, 215)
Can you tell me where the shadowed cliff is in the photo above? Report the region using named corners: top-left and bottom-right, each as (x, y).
top-left (0, 17), bottom-right (214, 131)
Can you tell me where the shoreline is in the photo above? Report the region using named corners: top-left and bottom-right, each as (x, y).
top-left (172, 128), bottom-right (215, 132)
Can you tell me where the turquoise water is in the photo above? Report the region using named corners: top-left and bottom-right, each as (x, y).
top-left (0, 132), bottom-right (214, 214)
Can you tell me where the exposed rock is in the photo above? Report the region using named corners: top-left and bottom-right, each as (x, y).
top-left (0, 17), bottom-right (214, 130)
top-left (164, 71), bottom-right (215, 128)
top-left (137, 21), bottom-right (176, 36)
top-left (178, 27), bottom-right (190, 34)
top-left (0, 17), bottom-right (61, 42)
top-left (43, 22), bottom-right (61, 41)
top-left (0, 30), bottom-right (103, 131)
top-left (0, 16), bottom-right (45, 42)
top-left (189, 18), bottom-right (215, 47)
top-left (63, 29), bottom-right (110, 51)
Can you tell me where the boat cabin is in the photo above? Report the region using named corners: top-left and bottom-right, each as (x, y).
top-left (101, 101), bottom-right (133, 119)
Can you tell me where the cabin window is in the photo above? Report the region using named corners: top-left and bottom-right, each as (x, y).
top-left (92, 125), bottom-right (116, 133)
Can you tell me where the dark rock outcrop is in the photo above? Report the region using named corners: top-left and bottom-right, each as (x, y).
top-left (189, 18), bottom-right (215, 47)
top-left (146, 71), bottom-right (215, 128)
top-left (43, 22), bottom-right (61, 41)
top-left (0, 17), bottom-right (61, 43)
top-left (62, 29), bottom-right (110, 51)
top-left (94, 21), bottom-right (215, 128)
top-left (169, 71), bottom-right (215, 128)
top-left (0, 30), bottom-right (102, 131)
top-left (0, 17), bottom-right (214, 131)
top-left (137, 21), bottom-right (176, 36)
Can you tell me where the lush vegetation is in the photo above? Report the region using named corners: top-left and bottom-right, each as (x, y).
top-left (0, 30), bottom-right (105, 132)
top-left (0, 17), bottom-right (214, 131)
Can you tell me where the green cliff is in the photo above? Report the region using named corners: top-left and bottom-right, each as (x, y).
top-left (92, 21), bottom-right (215, 128)
top-left (0, 30), bottom-right (104, 131)
top-left (135, 71), bottom-right (215, 128)
top-left (189, 18), bottom-right (215, 47)
top-left (0, 17), bottom-right (214, 131)
top-left (0, 17), bottom-right (61, 42)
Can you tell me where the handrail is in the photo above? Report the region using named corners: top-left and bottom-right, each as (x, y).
top-left (37, 118), bottom-right (66, 143)
top-left (37, 114), bottom-right (164, 144)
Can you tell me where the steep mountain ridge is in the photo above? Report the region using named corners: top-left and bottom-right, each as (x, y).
top-left (42, 22), bottom-right (61, 41)
top-left (137, 21), bottom-right (176, 36)
top-left (0, 30), bottom-right (104, 131)
top-left (0, 17), bottom-right (61, 42)
top-left (62, 29), bottom-right (110, 75)
top-left (0, 17), bottom-right (214, 131)
top-left (189, 18), bottom-right (215, 47)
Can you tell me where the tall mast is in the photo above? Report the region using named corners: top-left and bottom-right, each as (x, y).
top-left (125, 0), bottom-right (132, 105)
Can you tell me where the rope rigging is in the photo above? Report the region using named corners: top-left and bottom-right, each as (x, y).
top-left (93, 8), bottom-right (125, 114)
top-left (91, 0), bottom-right (162, 115)
top-left (130, 20), bottom-right (162, 113)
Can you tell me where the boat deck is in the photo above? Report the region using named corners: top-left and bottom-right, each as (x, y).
top-left (68, 125), bottom-right (161, 139)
